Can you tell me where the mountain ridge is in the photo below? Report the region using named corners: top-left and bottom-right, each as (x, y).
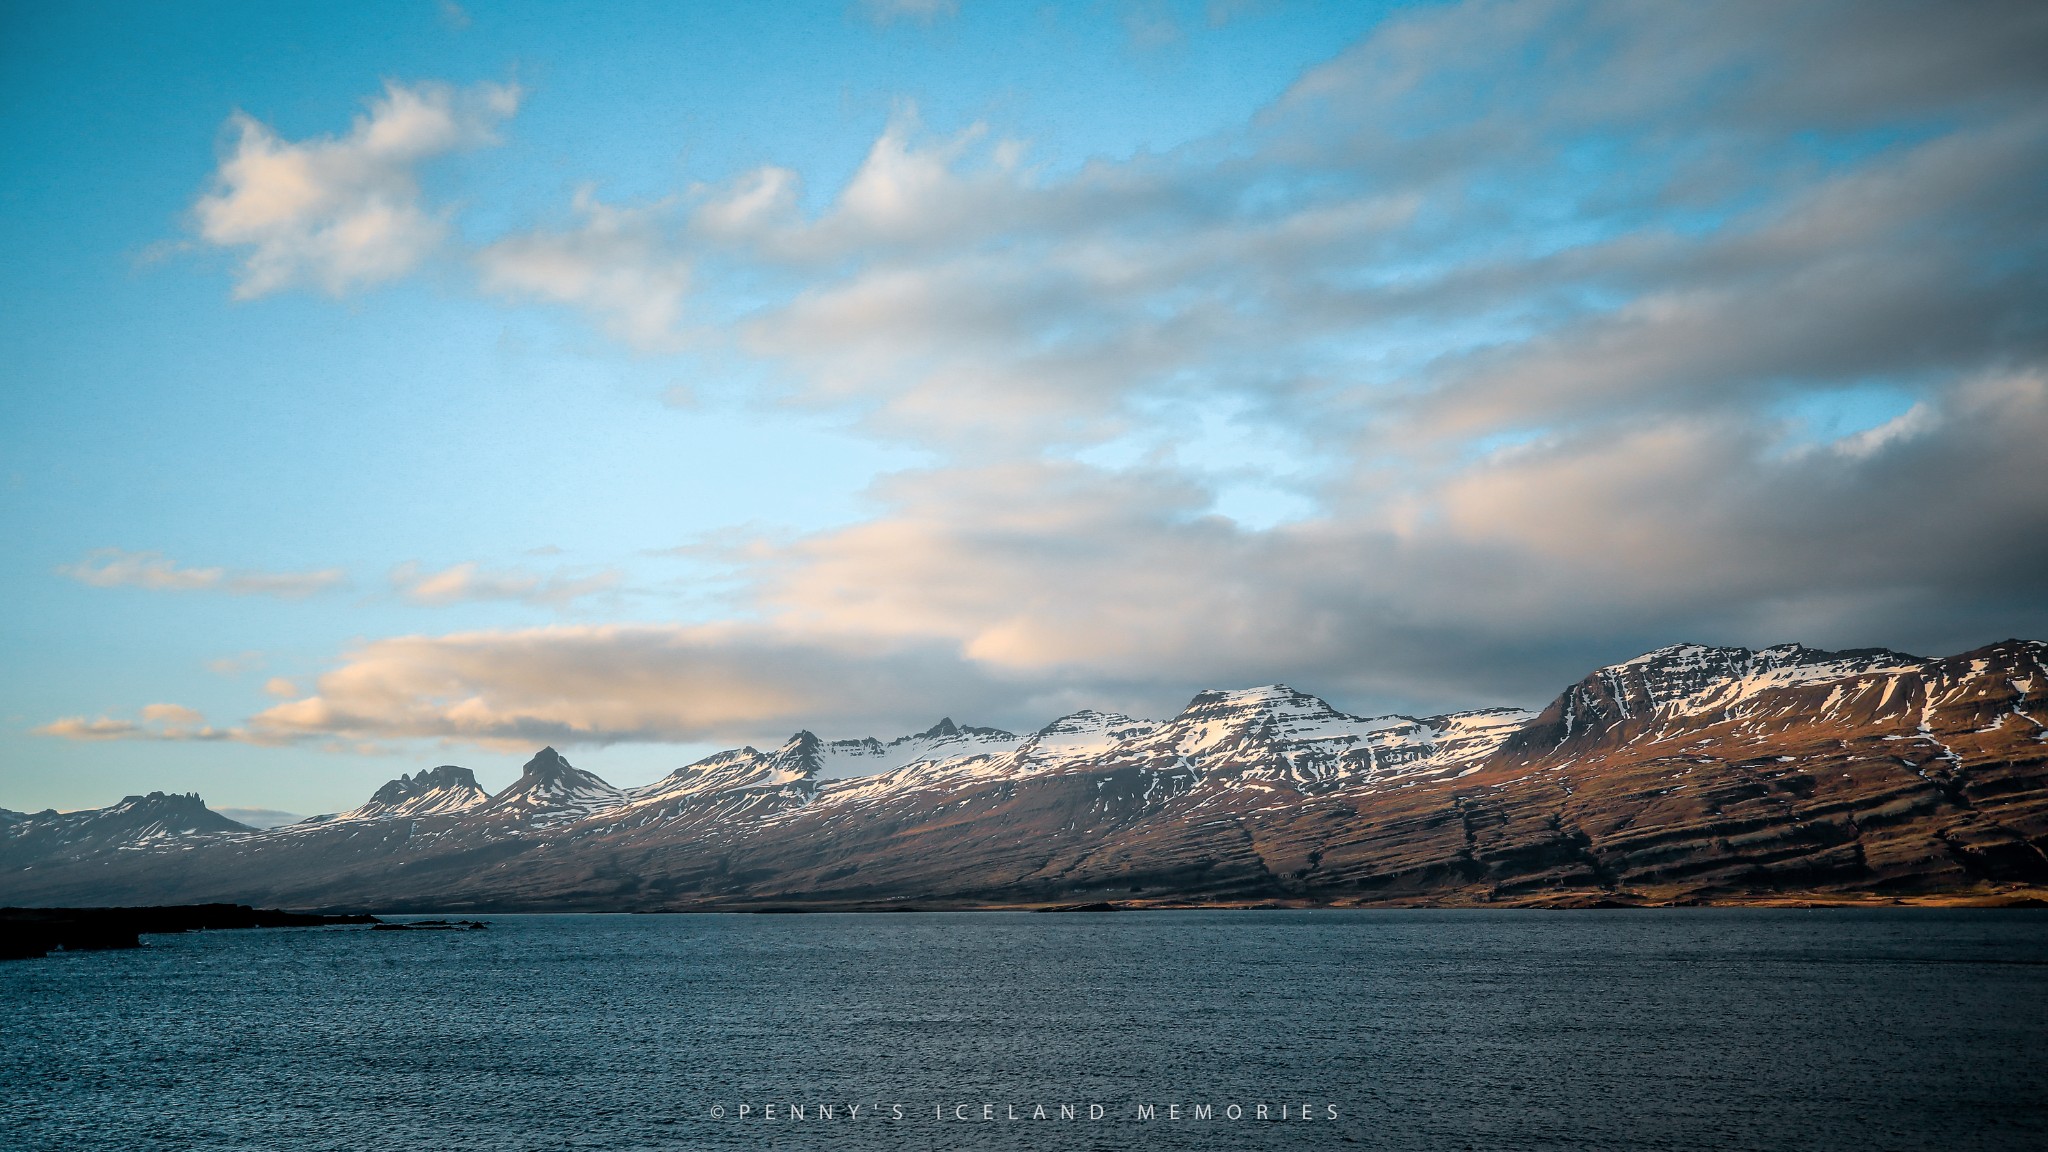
top-left (6, 639), bottom-right (2044, 909)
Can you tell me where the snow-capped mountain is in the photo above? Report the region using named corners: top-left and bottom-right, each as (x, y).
top-left (1503, 642), bottom-right (1927, 753)
top-left (810, 718), bottom-right (1024, 780)
top-left (626, 732), bottom-right (824, 811)
top-left (476, 747), bottom-right (625, 824)
top-left (0, 791), bottom-right (252, 867)
top-left (328, 765), bottom-right (489, 821)
top-left (6, 639), bottom-right (2044, 910)
top-left (1092, 685), bottom-right (1534, 788)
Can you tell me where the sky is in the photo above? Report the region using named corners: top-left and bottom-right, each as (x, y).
top-left (3, 0), bottom-right (2045, 817)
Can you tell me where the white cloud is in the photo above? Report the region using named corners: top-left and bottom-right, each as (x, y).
top-left (232, 362), bottom-right (2048, 751)
top-left (127, 5), bottom-right (2048, 750)
top-left (194, 79), bottom-right (519, 297)
top-left (249, 624), bottom-right (1030, 748)
top-left (476, 188), bottom-right (691, 350)
top-left (35, 705), bottom-right (259, 745)
top-left (60, 550), bottom-right (348, 599)
top-left (389, 560), bottom-right (622, 608)
top-left (1832, 401), bottom-right (1940, 458)
top-left (33, 717), bottom-right (140, 742)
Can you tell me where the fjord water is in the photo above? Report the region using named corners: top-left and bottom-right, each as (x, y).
top-left (6, 911), bottom-right (2047, 1151)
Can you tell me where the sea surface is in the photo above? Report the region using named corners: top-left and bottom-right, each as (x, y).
top-left (5, 909), bottom-right (2048, 1151)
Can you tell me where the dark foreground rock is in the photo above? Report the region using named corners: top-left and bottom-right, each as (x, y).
top-left (0, 904), bottom-right (376, 960)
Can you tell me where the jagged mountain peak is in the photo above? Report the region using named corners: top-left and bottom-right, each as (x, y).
top-left (101, 791), bottom-right (250, 833)
top-left (482, 747), bottom-right (623, 821)
top-left (627, 736), bottom-right (823, 810)
top-left (521, 746), bottom-right (572, 775)
top-left (889, 717), bottom-right (1015, 746)
top-left (769, 731), bottom-right (825, 773)
top-left (113, 789), bottom-right (209, 810)
top-left (424, 763), bottom-right (478, 786)
top-left (369, 764), bottom-right (479, 801)
top-left (342, 763), bottom-right (489, 821)
top-left (508, 746), bottom-right (597, 784)
top-left (0, 790), bottom-right (252, 858)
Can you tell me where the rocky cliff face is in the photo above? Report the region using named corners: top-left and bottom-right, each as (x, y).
top-left (5, 639), bottom-right (2044, 909)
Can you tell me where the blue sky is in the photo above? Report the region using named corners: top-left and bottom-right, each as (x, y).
top-left (4, 0), bottom-right (2045, 816)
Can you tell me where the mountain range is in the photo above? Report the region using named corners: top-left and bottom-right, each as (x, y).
top-left (5, 639), bottom-right (2045, 910)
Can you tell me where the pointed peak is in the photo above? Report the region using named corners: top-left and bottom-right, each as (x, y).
top-left (521, 746), bottom-right (572, 775)
top-left (484, 745), bottom-right (621, 816)
top-left (917, 717), bottom-right (960, 739)
top-left (769, 730), bottom-right (826, 774)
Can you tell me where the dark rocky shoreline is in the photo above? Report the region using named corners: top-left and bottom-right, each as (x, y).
top-left (1, 904), bottom-right (376, 960)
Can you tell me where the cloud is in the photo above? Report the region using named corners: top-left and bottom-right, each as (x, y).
top-left (193, 79), bottom-right (520, 297)
top-left (1830, 402), bottom-right (1940, 459)
top-left (249, 624), bottom-right (1032, 748)
top-left (136, 3), bottom-right (2048, 749)
top-left (263, 677), bottom-right (301, 699)
top-left (389, 560), bottom-right (622, 608)
top-left (60, 550), bottom-right (348, 599)
top-left (227, 364), bottom-right (2048, 749)
top-left (476, 188), bottom-right (692, 350)
top-left (33, 717), bottom-right (141, 742)
top-left (35, 706), bottom-right (258, 744)
top-left (649, 2), bottom-right (2046, 461)
top-left (860, 0), bottom-right (958, 27)
top-left (207, 651), bottom-right (266, 677)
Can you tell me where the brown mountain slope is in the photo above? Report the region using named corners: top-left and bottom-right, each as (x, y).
top-left (1283, 639), bottom-right (2048, 904)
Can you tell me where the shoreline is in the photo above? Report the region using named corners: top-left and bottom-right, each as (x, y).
top-left (10, 889), bottom-right (2045, 933)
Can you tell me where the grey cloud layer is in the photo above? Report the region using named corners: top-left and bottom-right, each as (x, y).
top-left (163, 1), bottom-right (2048, 747)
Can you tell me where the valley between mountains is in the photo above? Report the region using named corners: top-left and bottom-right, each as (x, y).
top-left (6, 640), bottom-right (2047, 910)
